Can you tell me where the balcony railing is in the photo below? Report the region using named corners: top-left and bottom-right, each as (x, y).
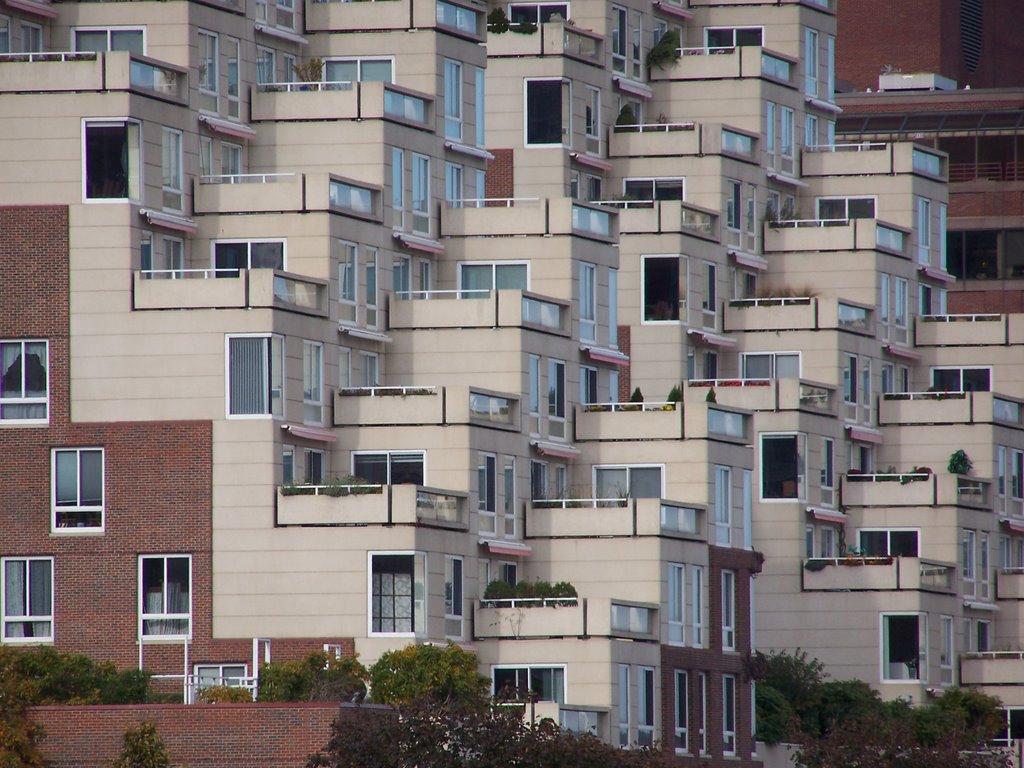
top-left (0, 51), bottom-right (95, 63)
top-left (805, 142), bottom-right (888, 153)
top-left (948, 161), bottom-right (1024, 183)
top-left (580, 401), bottom-right (676, 412)
top-left (200, 173), bottom-right (297, 184)
top-left (277, 483), bottom-right (467, 527)
top-left (256, 80), bottom-right (353, 92)
top-left (134, 268), bottom-right (327, 315)
top-left (527, 496), bottom-right (704, 539)
top-left (612, 121), bottom-right (695, 134)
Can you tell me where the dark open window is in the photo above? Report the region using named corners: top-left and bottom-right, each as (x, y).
top-left (526, 80), bottom-right (567, 145)
top-left (85, 122), bottom-right (139, 200)
top-left (643, 256), bottom-right (681, 321)
top-left (762, 434), bottom-right (800, 499)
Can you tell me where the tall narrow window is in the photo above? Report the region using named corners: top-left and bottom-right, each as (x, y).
top-left (821, 437), bottom-right (835, 506)
top-left (412, 154), bottom-right (430, 234)
top-left (579, 262), bottom-right (596, 342)
top-left (475, 67), bottom-right (486, 147)
top-left (611, 6), bottom-right (626, 74)
top-left (2, 557), bottom-right (53, 641)
top-left (227, 335), bottom-right (283, 417)
top-left (940, 615), bottom-right (954, 684)
top-left (804, 27), bottom-right (818, 96)
top-left (365, 247), bottom-right (378, 327)
top-left (392, 148), bottom-right (405, 228)
top-left (140, 555), bottom-right (191, 638)
top-left (444, 555), bottom-right (464, 639)
top-left (161, 127), bottom-right (183, 211)
top-left (198, 31), bottom-right (218, 112)
top-left (917, 197), bottom-right (932, 264)
top-left (668, 563), bottom-right (686, 644)
top-left (1, 340), bottom-right (48, 423)
top-left (444, 59), bottom-right (462, 140)
top-left (765, 102), bottom-right (776, 169)
top-left (225, 37), bottom-right (240, 119)
top-left (445, 162), bottom-right (463, 207)
top-left (585, 86), bottom-right (601, 153)
top-left (674, 670), bottom-right (689, 754)
top-left (698, 672), bottom-right (707, 754)
top-left (617, 664), bottom-right (630, 746)
top-left (256, 46), bottom-right (276, 85)
top-left (52, 448), bottom-right (104, 530)
top-left (723, 674), bottom-right (737, 755)
top-left (608, 269), bottom-right (619, 347)
top-left (691, 565), bottom-right (704, 647)
top-left (714, 465), bottom-right (731, 545)
top-left (722, 570), bottom-right (736, 650)
top-left (547, 359), bottom-right (565, 435)
top-left (780, 107), bottom-right (794, 172)
top-left (303, 341), bottom-right (323, 424)
top-left (84, 121), bottom-right (141, 200)
top-left (638, 667), bottom-right (655, 746)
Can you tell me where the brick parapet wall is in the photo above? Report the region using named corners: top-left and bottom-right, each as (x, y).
top-left (30, 702), bottom-right (367, 768)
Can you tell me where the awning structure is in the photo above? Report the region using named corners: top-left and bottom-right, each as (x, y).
top-left (730, 250), bottom-right (768, 271)
top-left (883, 344), bottom-right (922, 361)
top-left (281, 424), bottom-right (338, 443)
top-left (339, 325), bottom-right (392, 343)
top-left (530, 440), bottom-right (581, 459)
top-left (445, 141), bottom-right (494, 160)
top-left (198, 114), bottom-right (258, 141)
top-left (918, 265), bottom-right (956, 284)
top-left (480, 538), bottom-right (532, 557)
top-left (394, 232), bottom-right (445, 255)
top-left (805, 96), bottom-right (842, 115)
top-left (963, 600), bottom-right (999, 612)
top-left (687, 329), bottom-right (737, 348)
top-left (846, 424), bottom-right (883, 444)
top-left (3, 0), bottom-right (57, 18)
top-left (1002, 518), bottom-right (1024, 534)
top-left (807, 506), bottom-right (847, 525)
top-left (766, 171), bottom-right (808, 188)
top-left (139, 208), bottom-right (197, 234)
top-left (255, 23), bottom-right (309, 45)
top-left (652, 1), bottom-right (693, 19)
top-left (580, 345), bottom-right (629, 366)
top-left (569, 152), bottom-right (613, 173)
top-left (613, 77), bottom-right (653, 99)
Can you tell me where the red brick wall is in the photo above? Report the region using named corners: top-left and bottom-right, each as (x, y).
top-left (950, 188), bottom-right (1024, 218)
top-left (659, 548), bottom-right (763, 767)
top-left (948, 289), bottom-right (1024, 314)
top-left (616, 325), bottom-right (631, 401)
top-left (0, 205), bottom-right (353, 675)
top-left (485, 149), bottom-right (514, 201)
top-left (31, 702), bottom-right (369, 768)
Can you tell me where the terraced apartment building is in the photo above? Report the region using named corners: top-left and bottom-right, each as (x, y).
top-left (2, 0), bottom-right (1024, 762)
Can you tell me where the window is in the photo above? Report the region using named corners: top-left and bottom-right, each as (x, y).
top-left (703, 262), bottom-right (717, 323)
top-left (674, 670), bottom-right (689, 753)
top-left (303, 341), bottom-right (323, 424)
top-left (276, 0), bottom-right (295, 29)
top-left (226, 335), bottom-right (283, 418)
top-left (475, 67), bottom-right (486, 147)
top-left (445, 555), bottom-right (464, 639)
top-left (21, 22), bottom-right (42, 52)
top-left (84, 120), bottom-right (140, 201)
top-left (444, 163), bottom-right (464, 210)
top-left (721, 570), bottom-right (736, 650)
top-left (617, 663), bottom-right (629, 745)
top-left (805, 113), bottom-right (818, 147)
top-left (214, 240), bottom-right (284, 276)
top-left (629, 8), bottom-right (642, 78)
top-left (303, 448), bottom-right (325, 484)
top-left (859, 529), bottom-right (919, 557)
top-left (580, 366), bottom-right (598, 405)
top-left (726, 180), bottom-right (741, 233)
top-left (282, 446), bottom-right (294, 484)
top-left (411, 154), bottom-right (430, 234)
top-left (353, 451), bottom-right (424, 485)
top-left (393, 255), bottom-right (411, 297)
top-left (705, 26), bottom-right (762, 50)
top-left (668, 563), bottom-right (686, 644)
top-left (444, 59), bottom-right (462, 140)
top-left (804, 27), bottom-right (818, 96)
top-left (221, 141), bottom-right (242, 176)
top-left (976, 619), bottom-right (991, 653)
top-left (436, 0), bottom-right (478, 34)
top-left (609, 269), bottom-right (618, 348)
top-left (325, 57), bottom-right (393, 83)
top-left (1, 340), bottom-right (48, 423)
top-left (74, 27), bottom-right (144, 54)
top-left (826, 34), bottom-right (836, 100)
top-left (2, 558), bottom-right (53, 642)
top-left (330, 179), bottom-right (375, 216)
top-left (917, 197), bottom-right (932, 264)
top-left (980, 532), bottom-right (991, 600)
top-left (821, 437), bottom-right (835, 506)
top-left (460, 262), bottom-right (528, 295)
top-left (595, 465), bottom-right (662, 499)
top-left (509, 2), bottom-right (568, 23)
top-left (820, 527), bottom-right (837, 558)
top-left (494, 666), bottom-right (566, 704)
top-left (365, 248), bottom-right (379, 327)
top-left (641, 255), bottom-right (686, 323)
top-left (52, 448), bottom-right (104, 530)
top-left (502, 457), bottom-right (516, 537)
top-left (817, 196), bottom-right (875, 221)
top-left (0, 17), bottom-right (9, 53)
top-left (140, 555), bottom-right (191, 638)
top-left (339, 241), bottom-right (357, 322)
top-left (611, 5), bottom-right (627, 73)
top-left (624, 177), bottom-right (684, 203)
top-left (894, 276), bottom-right (908, 334)
top-left (963, 528), bottom-right (977, 590)
top-left (478, 452), bottom-right (497, 530)
top-left (691, 565), bottom-right (704, 647)
top-left (741, 352), bottom-right (800, 379)
top-left (361, 352), bottom-right (379, 387)
top-left (638, 667), bottom-right (655, 746)
top-left (697, 672), bottom-right (708, 754)
top-left (881, 613), bottom-right (925, 681)
top-left (714, 465), bottom-right (731, 545)
top-left (547, 359), bottom-right (566, 430)
top-left (525, 79), bottom-right (570, 146)
top-left (843, 353), bottom-right (857, 406)
top-left (780, 107), bottom-right (794, 172)
top-left (585, 86), bottom-right (600, 153)
top-left (195, 664), bottom-right (247, 693)
top-left (370, 552), bottom-right (426, 634)
top-left (723, 674), bottom-right (737, 755)
top-left (932, 367), bottom-right (991, 393)
top-left (256, 46), bottom-right (276, 84)
top-left (765, 101), bottom-right (776, 168)
top-left (530, 460), bottom-right (548, 500)
top-left (225, 37), bottom-right (240, 118)
top-left (528, 355), bottom-right (540, 423)
top-left (160, 127), bottom-right (183, 211)
top-left (761, 433), bottom-right (804, 500)
top-left (579, 262), bottom-right (596, 341)
top-left (391, 148), bottom-right (405, 227)
top-left (198, 31), bottom-right (218, 112)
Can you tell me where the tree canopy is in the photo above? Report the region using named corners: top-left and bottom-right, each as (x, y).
top-left (367, 643), bottom-right (490, 708)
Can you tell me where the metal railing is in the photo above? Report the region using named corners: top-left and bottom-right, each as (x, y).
top-left (805, 141), bottom-right (887, 153)
top-left (199, 173), bottom-right (297, 184)
top-left (0, 51), bottom-right (96, 62)
top-left (338, 385), bottom-right (437, 396)
top-left (531, 497), bottom-right (628, 509)
top-left (612, 121), bottom-right (695, 133)
top-left (139, 268), bottom-right (240, 279)
top-left (256, 80), bottom-right (353, 92)
top-left (580, 401), bottom-right (676, 412)
top-left (394, 288), bottom-right (490, 300)
top-left (770, 217), bottom-right (849, 228)
top-left (455, 196), bottom-right (540, 208)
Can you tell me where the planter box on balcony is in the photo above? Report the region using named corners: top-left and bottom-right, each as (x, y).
top-left (841, 475), bottom-right (937, 507)
top-left (961, 654), bottom-right (1024, 686)
top-left (608, 126), bottom-right (699, 158)
top-left (575, 404), bottom-right (682, 441)
top-left (879, 393), bottom-right (971, 425)
top-left (334, 387), bottom-right (444, 426)
top-left (802, 558), bottom-right (898, 590)
top-left (276, 486), bottom-right (388, 525)
top-left (724, 297), bottom-right (817, 331)
top-left (915, 315), bottom-right (1007, 346)
top-left (474, 600), bottom-right (585, 639)
top-left (997, 570), bottom-right (1024, 600)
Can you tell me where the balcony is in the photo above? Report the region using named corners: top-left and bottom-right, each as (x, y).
top-left (802, 557), bottom-right (955, 592)
top-left (307, 0), bottom-right (412, 32)
top-left (614, 200), bottom-right (719, 242)
top-left (443, 197), bottom-right (617, 241)
top-left (961, 653), bottom-right (1024, 686)
top-left (474, 597), bottom-right (585, 639)
top-left (576, 401), bottom-right (682, 440)
top-left (650, 45), bottom-right (785, 83)
top-left (276, 483), bottom-right (467, 527)
top-left (252, 80), bottom-right (432, 129)
top-left (334, 385), bottom-right (519, 429)
top-left (132, 268), bottom-right (327, 315)
top-left (841, 472), bottom-right (992, 509)
top-left (195, 173), bottom-right (303, 214)
top-left (997, 568), bottom-right (1024, 600)
top-left (879, 390), bottom-right (1024, 427)
top-left (608, 122), bottom-right (698, 158)
top-left (486, 21), bottom-right (601, 62)
top-left (725, 296), bottom-right (816, 331)
top-left (389, 289), bottom-right (570, 335)
top-left (526, 497), bottom-right (704, 540)
top-left (0, 50), bottom-right (186, 103)
top-left (684, 378), bottom-right (836, 416)
top-left (802, 141), bottom-right (945, 179)
top-left (915, 314), bottom-right (1024, 347)
top-left (764, 217), bottom-right (908, 256)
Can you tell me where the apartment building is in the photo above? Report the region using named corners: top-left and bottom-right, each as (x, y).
top-left (3, 0), bottom-right (1024, 760)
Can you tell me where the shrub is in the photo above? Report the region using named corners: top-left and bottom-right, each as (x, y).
top-left (197, 685), bottom-right (252, 704)
top-left (368, 643), bottom-right (489, 708)
top-left (646, 30), bottom-right (680, 70)
top-left (258, 652), bottom-right (368, 703)
top-left (112, 721), bottom-right (169, 768)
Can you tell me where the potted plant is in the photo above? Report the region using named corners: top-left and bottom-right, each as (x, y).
top-left (948, 449), bottom-right (973, 475)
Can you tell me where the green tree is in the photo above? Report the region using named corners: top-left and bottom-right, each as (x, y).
top-left (258, 651), bottom-right (368, 702)
top-left (368, 643), bottom-right (489, 708)
top-left (759, 649), bottom-right (826, 735)
top-left (111, 721), bottom-right (170, 768)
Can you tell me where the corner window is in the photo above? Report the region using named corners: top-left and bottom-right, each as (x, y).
top-left (760, 433), bottom-right (805, 500)
top-left (525, 79), bottom-right (570, 146)
top-left (52, 448), bottom-right (104, 531)
top-left (353, 451), bottom-right (424, 485)
top-left (642, 256), bottom-right (686, 323)
top-left (1, 340), bottom-right (48, 423)
top-left (84, 120), bottom-right (140, 201)
top-left (2, 558), bottom-right (53, 642)
top-left (226, 335), bottom-right (283, 418)
top-left (881, 613), bottom-right (925, 681)
top-left (325, 57), bottom-right (393, 83)
top-left (140, 555), bottom-right (191, 638)
top-left (213, 240), bottom-right (285, 276)
top-left (73, 27), bottom-right (145, 55)
top-left (369, 552), bottom-right (425, 635)
top-left (329, 179), bottom-right (376, 216)
top-left (494, 665), bottom-right (566, 704)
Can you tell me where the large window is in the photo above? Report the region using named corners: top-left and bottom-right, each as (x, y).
top-left (705, 26), bottom-right (762, 50)
top-left (353, 451), bottom-right (424, 485)
top-left (882, 613), bottom-right (925, 681)
top-left (761, 433), bottom-right (805, 500)
top-left (370, 552), bottom-right (425, 635)
top-left (625, 178), bottom-right (684, 203)
top-left (52, 448), bottom-right (104, 531)
top-left (817, 196), bottom-right (875, 221)
top-left (444, 59), bottom-right (462, 140)
top-left (214, 240), bottom-right (284, 276)
top-left (325, 57), bottom-right (393, 83)
top-left (459, 262), bottom-right (528, 294)
top-left (741, 352), bottom-right (799, 379)
top-left (84, 120), bottom-right (140, 200)
top-left (595, 465), bottom-right (662, 499)
top-left (859, 529), bottom-right (919, 557)
top-left (74, 27), bottom-right (144, 54)
top-left (1, 340), bottom-right (48, 423)
top-left (140, 555), bottom-right (191, 638)
top-left (642, 255), bottom-right (685, 322)
top-left (525, 79), bottom-right (570, 146)
top-left (2, 557), bottom-right (53, 642)
top-left (931, 367), bottom-right (991, 393)
top-left (226, 335), bottom-right (283, 417)
top-left (303, 341), bottom-right (322, 424)
top-left (494, 665), bottom-right (565, 703)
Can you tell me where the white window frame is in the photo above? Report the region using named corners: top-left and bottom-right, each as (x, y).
top-left (339, 240), bottom-right (358, 321)
top-left (211, 238), bottom-right (286, 273)
top-left (225, 334), bottom-right (284, 419)
top-left (324, 56), bottom-right (394, 83)
top-left (492, 664), bottom-right (567, 704)
top-left (21, 21), bottom-right (42, 52)
top-left (723, 674), bottom-right (737, 755)
top-left (51, 448), bottom-right (105, 532)
top-left (302, 340), bottom-right (323, 425)
top-left (221, 141), bottom-right (242, 176)
top-left (697, 671), bottom-right (708, 754)
top-left (444, 554), bottom-right (464, 639)
top-left (917, 197), bottom-right (932, 264)
top-left (674, 670), bottom-right (689, 754)
top-left (714, 465), bottom-right (731, 545)
top-left (198, 30), bottom-right (219, 112)
top-left (352, 450), bottom-right (425, 485)
top-left (668, 563), bottom-right (686, 645)
top-left (0, 16), bottom-right (10, 54)
top-left (691, 564), bottom-right (704, 647)
top-left (722, 569), bottom-right (736, 651)
top-left (139, 554), bottom-right (192, 640)
top-left (523, 77), bottom-right (571, 148)
top-left (594, 464), bottom-right (665, 500)
top-left (161, 127), bottom-right (183, 212)
top-left (361, 351), bottom-right (380, 387)
top-left (411, 153), bottom-right (431, 235)
top-left (637, 666), bottom-right (655, 746)
top-left (478, 451), bottom-right (497, 533)
top-left (391, 148), bottom-right (405, 227)
top-left (194, 663), bottom-right (248, 693)
top-left (579, 262), bottom-right (596, 342)
top-left (82, 118), bottom-right (142, 203)
top-left (225, 36), bottom-right (241, 118)
top-left (803, 26), bottom-right (818, 96)
top-left (579, 365), bottom-right (598, 405)
top-left (740, 351), bottom-right (801, 380)
top-left (2, 557), bottom-right (53, 643)
top-left (704, 25), bottom-right (763, 51)
top-left (444, 58), bottom-right (463, 140)
top-left (0, 339), bottom-right (49, 424)
top-left (256, 45), bottom-right (276, 85)
top-left (880, 612), bottom-right (927, 683)
top-left (759, 432), bottom-right (806, 502)
top-left (445, 161), bottom-right (463, 207)
top-left (368, 551), bottom-right (426, 637)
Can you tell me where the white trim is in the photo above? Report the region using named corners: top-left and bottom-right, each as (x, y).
top-left (593, 463), bottom-right (666, 498)
top-left (444, 140), bottom-right (494, 160)
top-left (254, 22), bottom-right (308, 45)
top-left (523, 77), bottom-right (572, 148)
top-left (81, 118), bottom-right (142, 204)
top-left (210, 238), bottom-right (286, 272)
top-left (51, 447), bottom-right (105, 533)
top-left (0, 338), bottom-right (49, 425)
top-left (138, 554), bottom-right (192, 642)
top-left (367, 550), bottom-right (426, 638)
top-left (1, 556), bottom-right (54, 643)
top-left (339, 325), bottom-right (392, 344)
top-left (224, 333), bottom-right (284, 420)
top-left (491, 663), bottom-right (568, 702)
